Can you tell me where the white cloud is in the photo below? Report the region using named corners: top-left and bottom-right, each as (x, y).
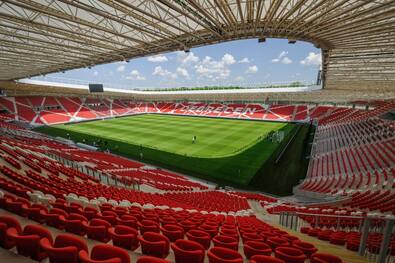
top-left (235, 76), bottom-right (244, 81)
top-left (246, 65), bottom-right (258, 74)
top-left (282, 57), bottom-right (292, 64)
top-left (153, 66), bottom-right (177, 79)
top-left (272, 51), bottom-right (292, 64)
top-left (126, 70), bottom-right (145, 80)
top-left (177, 51), bottom-right (199, 66)
top-left (147, 55), bottom-right (168, 63)
top-left (238, 57), bottom-right (250, 63)
top-left (222, 53), bottom-right (236, 65)
top-left (194, 54), bottom-right (238, 80)
top-left (117, 65), bottom-right (125, 72)
top-left (176, 67), bottom-right (189, 78)
top-left (300, 52), bottom-right (322, 66)
top-left (93, 71), bottom-right (98, 76)
top-left (271, 51), bottom-right (287, 62)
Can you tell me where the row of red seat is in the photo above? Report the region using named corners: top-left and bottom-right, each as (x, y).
top-left (1, 96), bottom-right (344, 125)
top-left (0, 120), bottom-right (209, 193)
top-left (297, 101), bottom-right (395, 216)
top-left (300, 227), bottom-right (395, 256)
top-left (0, 195), bottom-right (345, 263)
top-left (0, 137), bottom-right (249, 212)
top-left (0, 214), bottom-right (171, 263)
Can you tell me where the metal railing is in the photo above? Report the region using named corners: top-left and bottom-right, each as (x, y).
top-left (279, 211), bottom-right (395, 263)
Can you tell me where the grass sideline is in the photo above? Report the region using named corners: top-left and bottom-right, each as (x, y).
top-left (35, 114), bottom-right (296, 187)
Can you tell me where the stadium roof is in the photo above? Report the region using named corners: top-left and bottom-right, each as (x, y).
top-left (0, 79), bottom-right (393, 103)
top-left (0, 0), bottom-right (394, 92)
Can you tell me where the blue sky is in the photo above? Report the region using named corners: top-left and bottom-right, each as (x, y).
top-left (33, 38), bottom-right (322, 90)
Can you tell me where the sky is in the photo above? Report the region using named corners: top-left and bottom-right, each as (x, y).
top-left (31, 38), bottom-right (322, 90)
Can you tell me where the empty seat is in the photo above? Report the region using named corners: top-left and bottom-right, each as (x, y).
top-left (219, 228), bottom-right (239, 242)
top-left (139, 220), bottom-right (160, 234)
top-left (83, 218), bottom-right (111, 243)
top-left (207, 247), bottom-right (243, 263)
top-left (63, 213), bottom-right (88, 236)
top-left (212, 235), bottom-right (238, 251)
top-left (267, 237), bottom-right (290, 249)
top-left (292, 240), bottom-right (318, 258)
top-left (7, 224), bottom-right (53, 261)
top-left (0, 215), bottom-right (22, 249)
top-left (329, 233), bottom-right (346, 246)
top-left (275, 247), bottom-right (307, 263)
top-left (243, 241), bottom-right (272, 259)
top-left (250, 255), bottom-right (286, 263)
top-left (199, 224), bottom-right (218, 238)
top-left (6, 197), bottom-right (30, 217)
top-left (171, 239), bottom-right (205, 263)
top-left (79, 244), bottom-right (130, 263)
top-left (242, 232), bottom-right (264, 243)
top-left (137, 256), bottom-right (172, 263)
top-left (186, 229), bottom-right (211, 249)
top-left (139, 232), bottom-right (170, 258)
top-left (310, 253), bottom-right (343, 263)
top-left (26, 203), bottom-right (48, 223)
top-left (161, 224), bottom-right (184, 242)
top-left (117, 215), bottom-right (139, 229)
top-left (40, 233), bottom-right (88, 263)
top-left (109, 225), bottom-right (139, 251)
top-left (45, 208), bottom-right (68, 229)
top-left (96, 211), bottom-right (117, 225)
top-left (83, 206), bottom-right (98, 220)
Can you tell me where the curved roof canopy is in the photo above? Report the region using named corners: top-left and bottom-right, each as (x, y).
top-left (0, 0), bottom-right (394, 91)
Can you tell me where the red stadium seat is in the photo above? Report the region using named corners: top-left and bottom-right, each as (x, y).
top-left (186, 229), bottom-right (212, 249)
top-left (0, 215), bottom-right (22, 249)
top-left (310, 253), bottom-right (343, 263)
top-left (161, 224), bottom-right (184, 242)
top-left (274, 247), bottom-right (307, 263)
top-left (45, 208), bottom-right (68, 229)
top-left (220, 228), bottom-right (239, 241)
top-left (79, 244), bottom-right (130, 263)
top-left (139, 232), bottom-right (170, 258)
top-left (179, 220), bottom-right (197, 232)
top-left (83, 206), bottom-right (98, 220)
top-left (199, 224), bottom-right (218, 238)
top-left (300, 227), bottom-right (311, 234)
top-left (242, 232), bottom-right (265, 243)
top-left (139, 220), bottom-right (160, 234)
top-left (26, 203), bottom-right (48, 223)
top-left (292, 240), bottom-right (318, 257)
top-left (171, 239), bottom-right (205, 263)
top-left (0, 193), bottom-right (17, 209)
top-left (212, 235), bottom-right (239, 251)
top-left (83, 218), bottom-right (111, 243)
top-left (267, 237), bottom-right (290, 249)
top-left (6, 197), bottom-right (30, 217)
top-left (207, 247), bottom-right (243, 263)
top-left (63, 213), bottom-right (88, 236)
top-left (250, 255), bottom-right (285, 263)
top-left (40, 233), bottom-right (88, 263)
top-left (109, 225), bottom-right (139, 251)
top-left (137, 256), bottom-right (172, 263)
top-left (243, 241), bottom-right (272, 259)
top-left (117, 215), bottom-right (139, 229)
top-left (7, 224), bottom-right (53, 261)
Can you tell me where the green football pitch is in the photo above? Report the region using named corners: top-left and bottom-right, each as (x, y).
top-left (35, 114), bottom-right (296, 187)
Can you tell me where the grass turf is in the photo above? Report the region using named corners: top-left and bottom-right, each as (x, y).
top-left (35, 114), bottom-right (296, 187)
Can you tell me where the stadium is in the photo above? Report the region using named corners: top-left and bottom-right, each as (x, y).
top-left (0, 1), bottom-right (394, 263)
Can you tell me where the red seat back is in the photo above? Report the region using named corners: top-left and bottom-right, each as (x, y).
top-left (171, 239), bottom-right (205, 263)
